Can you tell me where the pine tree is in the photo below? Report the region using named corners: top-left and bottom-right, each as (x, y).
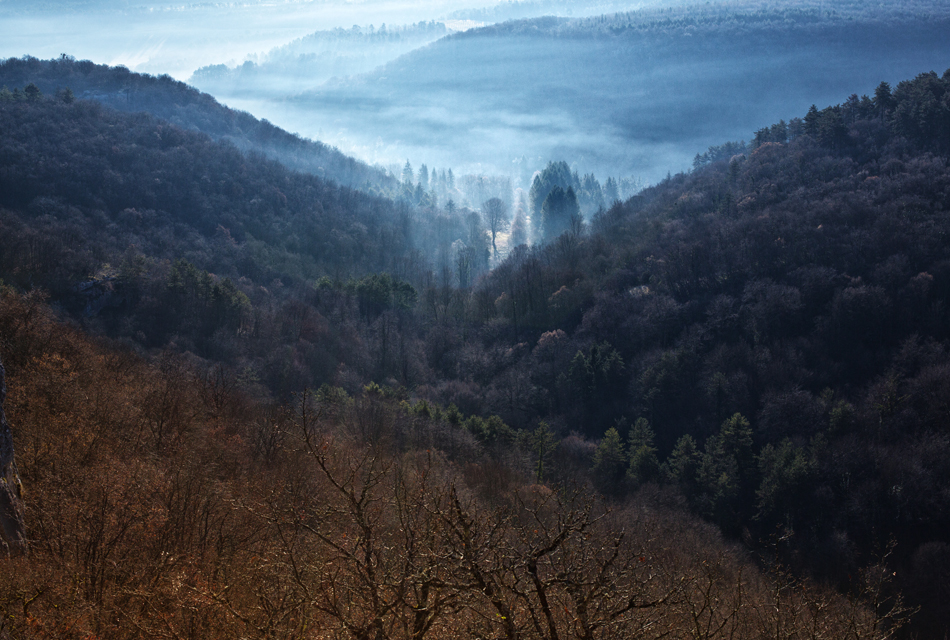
top-left (627, 418), bottom-right (660, 487)
top-left (592, 426), bottom-right (626, 492)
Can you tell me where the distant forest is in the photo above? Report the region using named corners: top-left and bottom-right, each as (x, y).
top-left (280, 2), bottom-right (950, 183)
top-left (3, 54), bottom-right (950, 636)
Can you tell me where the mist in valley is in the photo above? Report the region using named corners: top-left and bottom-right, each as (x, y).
top-left (192, 4), bottom-right (950, 187)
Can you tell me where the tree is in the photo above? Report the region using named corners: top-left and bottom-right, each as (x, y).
top-left (482, 197), bottom-right (510, 258)
top-left (667, 434), bottom-right (701, 498)
top-left (0, 357), bottom-right (26, 555)
top-left (418, 163), bottom-right (429, 189)
top-left (874, 81), bottom-right (894, 123)
top-left (698, 413), bottom-right (755, 532)
top-left (529, 161), bottom-right (575, 239)
top-left (529, 421), bottom-right (558, 483)
top-left (591, 426), bottom-right (626, 491)
top-left (540, 185), bottom-right (581, 243)
top-left (603, 177), bottom-right (620, 204)
top-left (627, 417), bottom-right (660, 487)
top-left (23, 82), bottom-right (41, 102)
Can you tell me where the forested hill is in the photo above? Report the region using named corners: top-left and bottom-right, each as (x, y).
top-left (0, 89), bottom-right (422, 369)
top-left (442, 68), bottom-right (950, 636)
top-left (0, 57), bottom-right (398, 193)
top-left (471, 1), bottom-right (950, 37)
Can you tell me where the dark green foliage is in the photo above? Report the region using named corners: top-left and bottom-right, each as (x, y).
top-left (559, 342), bottom-right (625, 434)
top-left (666, 434), bottom-right (701, 498)
top-left (539, 185), bottom-right (581, 243)
top-left (164, 259), bottom-right (250, 337)
top-left (626, 417), bottom-right (660, 488)
top-left (349, 273), bottom-right (417, 319)
top-left (892, 71), bottom-right (950, 153)
top-left (529, 161), bottom-right (576, 238)
top-left (591, 425), bottom-right (625, 493)
top-left (755, 439), bottom-right (815, 527)
top-left (698, 413), bottom-right (755, 533)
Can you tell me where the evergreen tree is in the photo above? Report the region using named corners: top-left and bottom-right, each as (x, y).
top-left (418, 164), bottom-right (429, 189)
top-left (529, 161), bottom-right (575, 239)
top-left (874, 81), bottom-right (895, 122)
top-left (23, 83), bottom-right (41, 102)
top-left (540, 185), bottom-right (580, 243)
top-left (666, 434), bottom-right (701, 498)
top-left (627, 417), bottom-right (660, 487)
top-left (603, 177), bottom-right (620, 205)
top-left (592, 426), bottom-right (626, 493)
top-left (510, 210), bottom-right (527, 248)
top-left (698, 413), bottom-right (755, 533)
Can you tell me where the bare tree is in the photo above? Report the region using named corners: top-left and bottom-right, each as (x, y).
top-left (483, 197), bottom-right (511, 259)
top-left (0, 357), bottom-right (26, 556)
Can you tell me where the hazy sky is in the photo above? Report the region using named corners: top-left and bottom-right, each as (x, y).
top-left (1, 1), bottom-right (471, 79)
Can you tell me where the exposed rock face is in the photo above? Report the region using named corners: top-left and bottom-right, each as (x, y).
top-left (0, 358), bottom-right (26, 555)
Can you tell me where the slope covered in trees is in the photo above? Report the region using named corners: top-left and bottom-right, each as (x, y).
top-left (409, 68), bottom-right (950, 637)
top-left (0, 56), bottom-right (398, 192)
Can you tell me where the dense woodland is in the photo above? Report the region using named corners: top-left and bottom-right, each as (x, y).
top-left (2, 58), bottom-right (950, 636)
top-left (0, 289), bottom-right (905, 639)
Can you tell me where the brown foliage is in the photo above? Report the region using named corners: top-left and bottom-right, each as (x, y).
top-left (0, 289), bottom-right (906, 639)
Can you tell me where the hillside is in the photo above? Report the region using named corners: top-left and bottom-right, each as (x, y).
top-left (0, 285), bottom-right (904, 639)
top-left (250, 3), bottom-right (950, 181)
top-left (0, 56), bottom-right (398, 192)
top-left (417, 67), bottom-right (950, 636)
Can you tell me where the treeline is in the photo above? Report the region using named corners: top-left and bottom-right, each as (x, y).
top-left (0, 286), bottom-right (903, 639)
top-left (0, 56), bottom-right (397, 192)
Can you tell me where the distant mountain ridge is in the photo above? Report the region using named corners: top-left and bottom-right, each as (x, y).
top-left (0, 56), bottom-right (398, 193)
top-left (191, 21), bottom-right (451, 99)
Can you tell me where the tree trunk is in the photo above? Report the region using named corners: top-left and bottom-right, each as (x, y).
top-left (0, 358), bottom-right (27, 556)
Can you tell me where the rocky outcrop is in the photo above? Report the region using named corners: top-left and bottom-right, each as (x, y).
top-left (0, 357), bottom-right (26, 555)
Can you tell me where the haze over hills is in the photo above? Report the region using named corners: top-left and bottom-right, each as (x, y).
top-left (0, 0), bottom-right (683, 80)
top-left (191, 21), bottom-right (454, 102)
top-left (215, 3), bottom-right (950, 183)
